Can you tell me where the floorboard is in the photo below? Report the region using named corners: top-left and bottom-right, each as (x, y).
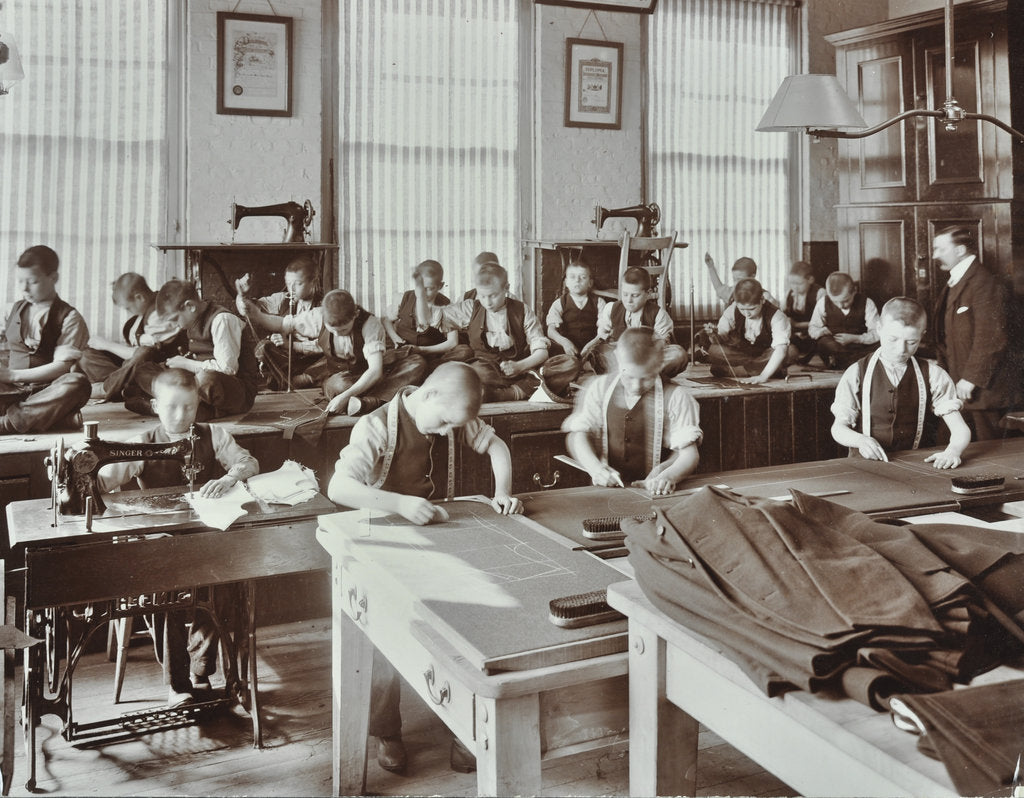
top-left (6, 618), bottom-right (795, 797)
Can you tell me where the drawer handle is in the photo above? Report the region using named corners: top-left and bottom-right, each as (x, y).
top-left (423, 665), bottom-right (451, 706)
top-left (347, 587), bottom-right (367, 622)
top-left (532, 470), bottom-right (561, 489)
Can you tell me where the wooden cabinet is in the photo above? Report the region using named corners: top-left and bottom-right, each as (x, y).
top-left (828, 0), bottom-right (1024, 313)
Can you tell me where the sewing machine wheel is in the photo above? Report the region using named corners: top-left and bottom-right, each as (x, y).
top-left (303, 199), bottom-right (315, 233)
top-left (44, 607), bottom-right (61, 695)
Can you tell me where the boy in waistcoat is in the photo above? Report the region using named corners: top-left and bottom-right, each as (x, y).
top-left (0, 245), bottom-right (91, 434)
top-left (383, 259), bottom-right (471, 368)
top-left (809, 271), bottom-right (880, 369)
top-left (782, 260), bottom-right (821, 364)
top-left (97, 368), bottom-right (259, 704)
top-left (830, 297), bottom-right (970, 467)
top-left (564, 327), bottom-right (701, 495)
top-left (124, 279), bottom-right (260, 420)
top-left (328, 362), bottom-right (521, 775)
top-left (243, 288), bottom-right (428, 415)
top-left (420, 263), bottom-right (549, 402)
top-left (588, 266), bottom-right (688, 379)
top-left (235, 255), bottom-right (322, 391)
top-left (706, 278), bottom-right (792, 383)
top-left (546, 258), bottom-right (605, 359)
top-left (80, 272), bottom-right (183, 401)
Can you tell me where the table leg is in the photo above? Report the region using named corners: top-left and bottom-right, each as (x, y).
top-left (629, 623), bottom-right (698, 797)
top-left (334, 562), bottom-right (373, 797)
top-left (244, 581), bottom-right (262, 749)
top-left (1, 592), bottom-right (11, 796)
top-left (22, 611), bottom-right (39, 792)
top-left (475, 693), bottom-right (542, 798)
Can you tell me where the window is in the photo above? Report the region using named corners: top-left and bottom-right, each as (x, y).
top-left (0, 1), bottom-right (171, 340)
top-left (339, 1), bottom-right (520, 315)
top-left (647, 0), bottom-right (799, 318)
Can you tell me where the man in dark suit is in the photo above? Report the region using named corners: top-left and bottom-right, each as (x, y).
top-left (932, 226), bottom-right (1020, 440)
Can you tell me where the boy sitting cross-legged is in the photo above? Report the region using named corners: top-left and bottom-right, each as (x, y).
top-left (564, 327), bottom-right (701, 496)
top-left (327, 362), bottom-right (522, 775)
top-left (706, 277), bottom-right (792, 384)
top-left (809, 271), bottom-right (880, 370)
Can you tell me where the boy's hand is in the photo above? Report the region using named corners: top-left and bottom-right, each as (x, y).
top-left (924, 449), bottom-right (962, 469)
top-left (325, 394), bottom-right (349, 415)
top-left (166, 355), bottom-right (198, 372)
top-left (954, 379), bottom-right (976, 402)
top-left (591, 465), bottom-right (624, 488)
top-left (857, 434), bottom-right (889, 462)
top-left (270, 333), bottom-right (286, 346)
top-left (643, 475), bottom-right (676, 496)
top-left (579, 340), bottom-right (597, 359)
top-left (499, 360), bottom-right (521, 377)
top-left (491, 494), bottom-right (523, 515)
top-left (704, 251), bottom-right (715, 268)
top-left (199, 475), bottom-right (237, 498)
top-left (833, 333), bottom-right (857, 345)
top-left (740, 374), bottom-right (770, 385)
top-left (397, 496), bottom-right (448, 525)
top-left (235, 274), bottom-right (251, 297)
top-left (412, 270), bottom-right (425, 297)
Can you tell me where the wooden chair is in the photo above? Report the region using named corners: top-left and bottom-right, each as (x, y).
top-left (594, 229), bottom-right (678, 309)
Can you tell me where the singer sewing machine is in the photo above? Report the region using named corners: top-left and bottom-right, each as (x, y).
top-left (592, 201), bottom-right (661, 237)
top-left (47, 421), bottom-right (200, 527)
top-left (229, 199), bottom-right (315, 243)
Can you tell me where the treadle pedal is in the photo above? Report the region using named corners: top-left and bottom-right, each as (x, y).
top-left (119, 698), bottom-right (226, 732)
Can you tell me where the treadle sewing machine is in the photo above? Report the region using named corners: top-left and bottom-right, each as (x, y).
top-left (229, 199), bottom-right (316, 244)
top-left (7, 422), bottom-right (334, 791)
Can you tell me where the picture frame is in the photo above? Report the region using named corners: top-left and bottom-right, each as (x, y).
top-left (217, 12), bottom-right (293, 117)
top-left (537, 0), bottom-right (657, 12)
top-left (564, 38), bottom-right (624, 129)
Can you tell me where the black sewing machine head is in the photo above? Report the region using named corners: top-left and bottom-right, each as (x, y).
top-left (229, 199), bottom-right (315, 243)
top-left (49, 421), bottom-right (201, 519)
top-left (592, 202), bottom-right (661, 238)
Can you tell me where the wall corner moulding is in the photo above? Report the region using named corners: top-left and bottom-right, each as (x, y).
top-left (536, 0), bottom-right (657, 13)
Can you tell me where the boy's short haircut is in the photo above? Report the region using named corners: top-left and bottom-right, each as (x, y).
top-left (474, 251), bottom-right (500, 267)
top-left (566, 258), bottom-right (591, 275)
top-left (17, 245), bottom-right (59, 275)
top-left (880, 296), bottom-right (927, 329)
top-left (475, 262), bottom-right (508, 290)
top-left (423, 362), bottom-right (483, 416)
top-left (788, 260), bottom-right (814, 280)
top-left (322, 289), bottom-right (358, 327)
top-left (733, 278), bottom-right (764, 305)
top-left (156, 279), bottom-right (200, 314)
top-left (152, 367), bottom-right (199, 396)
top-left (284, 255), bottom-right (319, 281)
top-left (112, 272), bottom-right (152, 300)
top-left (621, 266), bottom-right (651, 292)
top-left (937, 225), bottom-right (977, 254)
top-left (617, 327), bottom-right (662, 369)
top-left (825, 271), bottom-right (855, 295)
top-left (414, 259), bottom-right (444, 282)
top-left (731, 257), bottom-right (757, 277)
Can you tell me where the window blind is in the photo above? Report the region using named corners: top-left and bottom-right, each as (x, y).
top-left (0, 1), bottom-right (169, 341)
top-left (648, 0), bottom-right (798, 319)
top-left (339, 0), bottom-right (520, 318)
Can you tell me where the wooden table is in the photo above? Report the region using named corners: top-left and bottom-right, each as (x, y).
top-left (316, 500), bottom-right (631, 797)
top-left (6, 488), bottom-right (335, 791)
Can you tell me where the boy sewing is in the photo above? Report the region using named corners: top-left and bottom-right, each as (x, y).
top-left (0, 245), bottom-right (91, 434)
top-left (706, 277), bottom-right (791, 384)
top-left (702, 252), bottom-right (779, 306)
top-left (235, 255), bottom-right (322, 391)
top-left (421, 263), bottom-right (549, 402)
top-left (588, 266), bottom-right (687, 379)
top-left (830, 296), bottom-right (970, 467)
top-left (383, 259), bottom-right (470, 367)
top-left (97, 368), bottom-right (259, 704)
top-left (564, 327), bottom-right (701, 495)
top-left (809, 271), bottom-right (880, 369)
top-left (80, 272), bottom-right (183, 401)
top-left (124, 280), bottom-right (259, 420)
top-left (243, 288), bottom-right (427, 415)
top-left (782, 260), bottom-right (821, 364)
top-left (327, 362), bottom-right (521, 775)
top-left (545, 258), bottom-right (605, 359)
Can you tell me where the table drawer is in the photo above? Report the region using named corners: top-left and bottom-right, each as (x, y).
top-left (340, 559), bottom-right (476, 740)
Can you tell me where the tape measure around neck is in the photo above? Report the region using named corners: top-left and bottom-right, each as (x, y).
top-left (600, 374), bottom-right (664, 474)
top-left (373, 389), bottom-right (455, 500)
top-left (861, 351), bottom-right (926, 450)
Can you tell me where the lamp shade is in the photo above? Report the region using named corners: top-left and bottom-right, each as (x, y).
top-left (0, 31), bottom-right (25, 94)
top-left (756, 74), bottom-right (867, 132)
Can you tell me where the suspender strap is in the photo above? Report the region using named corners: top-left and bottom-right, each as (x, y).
top-left (861, 351), bottom-right (927, 450)
top-left (599, 375), bottom-right (664, 473)
top-left (371, 390), bottom-right (456, 500)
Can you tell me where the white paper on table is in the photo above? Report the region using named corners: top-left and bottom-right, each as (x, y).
top-left (245, 460), bottom-right (319, 506)
top-left (186, 481), bottom-right (252, 530)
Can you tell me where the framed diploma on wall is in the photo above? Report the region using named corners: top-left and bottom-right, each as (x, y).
top-left (538, 0), bottom-right (658, 12)
top-left (217, 12), bottom-right (293, 117)
top-left (564, 38), bottom-right (624, 129)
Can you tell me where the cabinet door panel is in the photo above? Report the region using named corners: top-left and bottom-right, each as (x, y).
top-left (837, 206), bottom-right (914, 308)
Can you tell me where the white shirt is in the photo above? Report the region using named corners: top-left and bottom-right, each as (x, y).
top-left (596, 302), bottom-right (675, 341)
top-left (830, 357), bottom-right (962, 429)
top-left (441, 299), bottom-right (549, 353)
top-left (807, 295), bottom-right (880, 344)
top-left (717, 303), bottom-right (792, 349)
top-left (197, 312), bottom-right (244, 375)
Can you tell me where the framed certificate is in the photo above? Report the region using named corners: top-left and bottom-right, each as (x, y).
top-left (564, 38), bottom-right (624, 129)
top-left (217, 12), bottom-right (293, 117)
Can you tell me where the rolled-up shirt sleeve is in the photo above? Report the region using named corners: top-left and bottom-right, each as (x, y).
top-left (284, 307), bottom-right (324, 340)
top-left (211, 425), bottom-right (259, 481)
top-left (808, 296), bottom-right (828, 339)
top-left (561, 376), bottom-right (608, 435)
top-left (439, 299), bottom-right (475, 333)
top-left (929, 361), bottom-right (963, 417)
top-left (770, 310), bottom-right (792, 349)
top-left (53, 308), bottom-right (90, 364)
top-left (361, 315), bottom-right (387, 358)
top-left (665, 386), bottom-right (702, 449)
top-left (830, 363), bottom-right (861, 429)
top-left (596, 303), bottom-right (614, 340)
top-left (522, 305), bottom-right (550, 353)
top-left (198, 313), bottom-right (242, 374)
top-left (334, 414), bottom-right (390, 487)
top-left (652, 308), bottom-right (674, 341)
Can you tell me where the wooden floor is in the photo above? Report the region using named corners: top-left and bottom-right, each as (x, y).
top-left (7, 618), bottom-right (795, 797)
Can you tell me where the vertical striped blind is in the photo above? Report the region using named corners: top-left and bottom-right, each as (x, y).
top-left (339, 0), bottom-right (520, 317)
top-left (648, 0), bottom-right (797, 319)
top-left (0, 1), bottom-right (168, 340)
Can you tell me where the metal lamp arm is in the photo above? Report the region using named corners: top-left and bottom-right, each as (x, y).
top-left (964, 112), bottom-right (1024, 145)
top-left (807, 109), bottom-right (944, 139)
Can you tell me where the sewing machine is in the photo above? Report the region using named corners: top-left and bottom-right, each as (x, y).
top-left (229, 199), bottom-right (315, 243)
top-left (47, 421), bottom-right (200, 526)
top-left (592, 201), bottom-right (661, 237)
